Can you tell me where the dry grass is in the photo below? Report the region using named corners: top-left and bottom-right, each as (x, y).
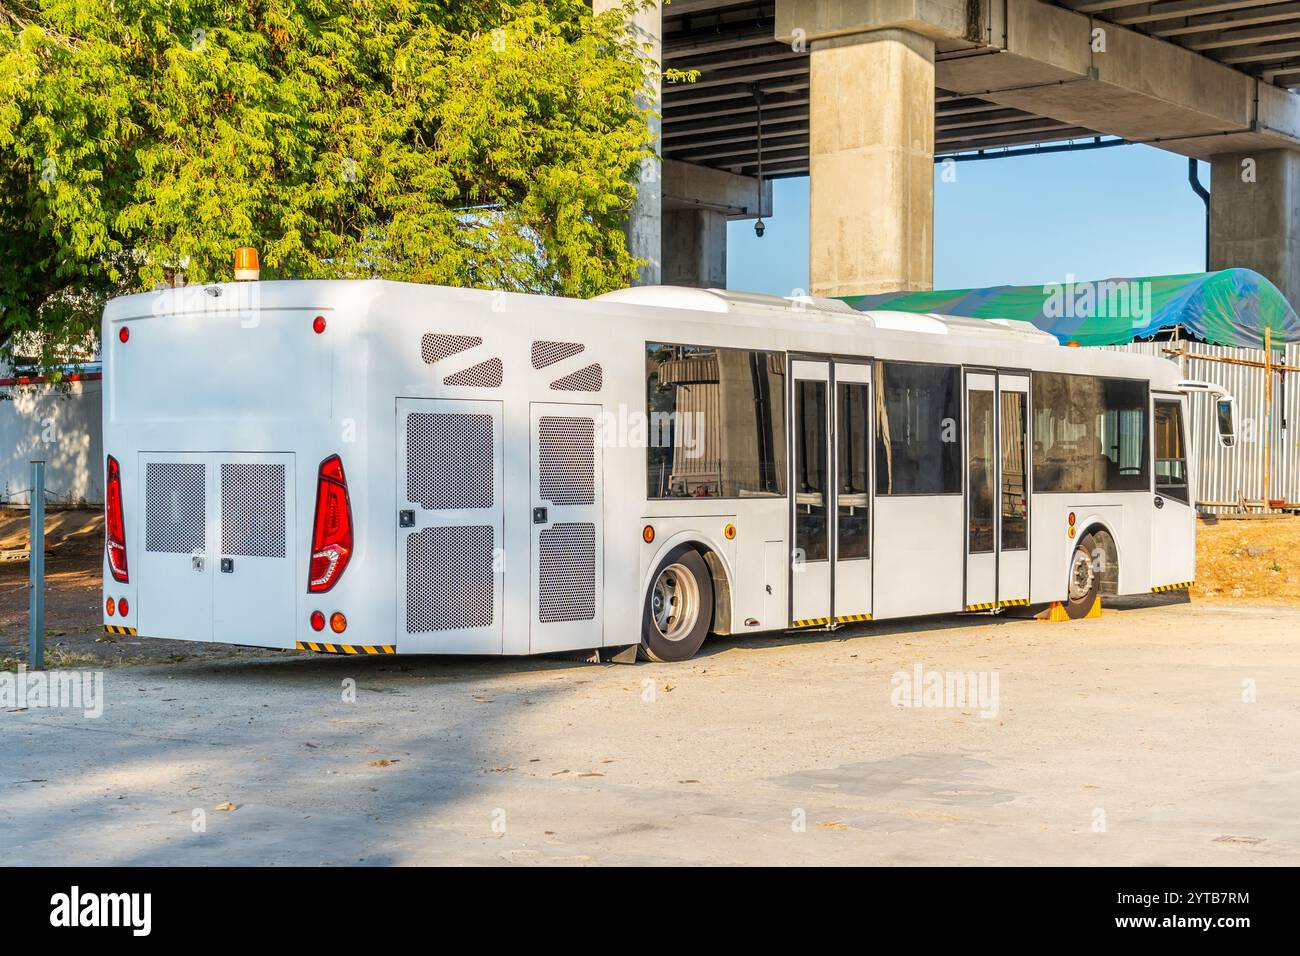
top-left (1195, 516), bottom-right (1300, 605)
top-left (0, 507), bottom-right (103, 556)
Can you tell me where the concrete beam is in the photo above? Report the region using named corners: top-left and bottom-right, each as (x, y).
top-left (662, 159), bottom-right (773, 218)
top-left (936, 0), bottom-right (1300, 159)
top-left (775, 0), bottom-right (970, 45)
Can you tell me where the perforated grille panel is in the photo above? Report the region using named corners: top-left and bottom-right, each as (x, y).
top-left (538, 523), bottom-right (596, 622)
top-left (531, 340), bottom-right (584, 369)
top-left (145, 462), bottom-right (206, 554)
top-left (443, 358), bottom-right (503, 388)
top-left (407, 412), bottom-right (494, 510)
top-left (220, 463), bottom-right (286, 557)
top-left (421, 334), bottom-right (481, 364)
top-left (407, 525), bottom-right (495, 632)
top-left (538, 416), bottom-right (595, 506)
top-left (549, 363), bottom-right (603, 392)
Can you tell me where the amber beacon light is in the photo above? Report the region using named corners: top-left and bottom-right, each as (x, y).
top-left (233, 246), bottom-right (260, 281)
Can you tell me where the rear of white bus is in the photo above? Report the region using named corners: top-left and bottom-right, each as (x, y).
top-left (101, 280), bottom-right (383, 653)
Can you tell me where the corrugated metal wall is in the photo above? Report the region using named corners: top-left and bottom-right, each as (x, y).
top-left (1104, 342), bottom-right (1300, 512)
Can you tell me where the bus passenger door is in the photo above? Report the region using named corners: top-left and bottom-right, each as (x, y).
top-left (833, 362), bottom-right (873, 621)
top-left (965, 373), bottom-right (998, 609)
top-left (1151, 394), bottom-right (1195, 588)
top-left (964, 372), bottom-right (1031, 610)
top-left (790, 360), bottom-right (832, 625)
top-left (997, 375), bottom-right (1031, 606)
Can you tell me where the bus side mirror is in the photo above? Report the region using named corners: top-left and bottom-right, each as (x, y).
top-left (1216, 397), bottom-right (1236, 448)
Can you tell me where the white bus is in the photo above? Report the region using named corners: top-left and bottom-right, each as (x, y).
top-left (100, 279), bottom-right (1216, 662)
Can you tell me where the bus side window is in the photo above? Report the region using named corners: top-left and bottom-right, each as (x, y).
top-left (1216, 397), bottom-right (1236, 447)
top-left (1154, 400), bottom-right (1189, 505)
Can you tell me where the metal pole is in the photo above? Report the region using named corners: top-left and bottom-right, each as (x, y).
top-left (28, 460), bottom-right (45, 670)
top-left (1264, 327), bottom-right (1273, 512)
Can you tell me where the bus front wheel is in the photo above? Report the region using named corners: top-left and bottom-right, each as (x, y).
top-left (1065, 533), bottom-right (1102, 619)
top-left (641, 547), bottom-right (713, 662)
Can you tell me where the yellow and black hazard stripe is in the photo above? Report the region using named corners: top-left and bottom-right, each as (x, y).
top-left (965, 598), bottom-right (1030, 612)
top-left (296, 641), bottom-right (396, 655)
top-left (1152, 581), bottom-right (1194, 593)
top-left (791, 613), bottom-right (873, 629)
top-left (103, 624), bottom-right (137, 636)
top-left (791, 616), bottom-right (831, 629)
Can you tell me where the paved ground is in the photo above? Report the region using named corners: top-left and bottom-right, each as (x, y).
top-left (3, 595), bottom-right (1297, 866)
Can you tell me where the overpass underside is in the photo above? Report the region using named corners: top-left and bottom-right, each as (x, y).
top-left (612, 0), bottom-right (1300, 306)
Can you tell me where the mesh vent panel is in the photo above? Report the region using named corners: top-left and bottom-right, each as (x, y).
top-left (145, 462), bottom-right (206, 554)
top-left (407, 412), bottom-right (494, 510)
top-left (531, 340), bottom-right (584, 369)
top-left (538, 416), bottom-right (595, 506)
top-left (220, 463), bottom-right (286, 558)
top-left (549, 363), bottom-right (603, 392)
top-left (443, 358), bottom-right (503, 388)
top-left (421, 334), bottom-right (481, 364)
top-left (407, 525), bottom-right (495, 632)
top-left (538, 523), bottom-right (596, 622)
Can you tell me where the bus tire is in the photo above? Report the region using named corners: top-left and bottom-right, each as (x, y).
top-left (641, 546), bottom-right (713, 662)
top-left (1065, 533), bottom-right (1101, 620)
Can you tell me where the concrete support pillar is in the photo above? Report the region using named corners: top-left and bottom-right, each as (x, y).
top-left (596, 0), bottom-right (662, 285)
top-left (660, 160), bottom-right (771, 289)
top-left (809, 28), bottom-right (934, 297)
top-left (1209, 150), bottom-right (1300, 309)
top-left (663, 209), bottom-right (729, 288)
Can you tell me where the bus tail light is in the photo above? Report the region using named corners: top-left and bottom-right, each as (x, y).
top-left (308, 455), bottom-right (352, 592)
top-left (105, 455), bottom-right (129, 582)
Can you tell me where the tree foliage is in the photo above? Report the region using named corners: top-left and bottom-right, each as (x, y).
top-left (0, 0), bottom-right (661, 367)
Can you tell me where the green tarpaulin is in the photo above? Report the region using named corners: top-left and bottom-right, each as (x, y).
top-left (839, 268), bottom-right (1299, 348)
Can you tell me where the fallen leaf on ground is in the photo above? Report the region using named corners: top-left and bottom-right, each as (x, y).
top-left (214, 802), bottom-right (237, 812)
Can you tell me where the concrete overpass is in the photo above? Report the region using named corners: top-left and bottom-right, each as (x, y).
top-left (597, 0), bottom-right (1300, 306)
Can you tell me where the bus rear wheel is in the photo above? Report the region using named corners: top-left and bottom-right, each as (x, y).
top-left (1065, 533), bottom-right (1101, 619)
top-left (641, 547), bottom-right (713, 662)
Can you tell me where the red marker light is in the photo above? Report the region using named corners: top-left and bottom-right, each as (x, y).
top-left (119, 327), bottom-right (129, 343)
top-left (310, 611), bottom-right (326, 632)
top-left (312, 316), bottom-right (326, 334)
top-left (118, 597), bottom-right (129, 617)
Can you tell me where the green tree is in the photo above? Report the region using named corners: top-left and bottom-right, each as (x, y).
top-left (0, 0), bottom-right (666, 370)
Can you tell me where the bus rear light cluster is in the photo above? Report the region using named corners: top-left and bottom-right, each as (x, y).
top-left (105, 455), bottom-right (129, 582)
top-left (307, 610), bottom-right (347, 633)
top-left (308, 455), bottom-right (353, 592)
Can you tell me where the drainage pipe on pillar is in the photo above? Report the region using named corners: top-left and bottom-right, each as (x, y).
top-left (1188, 158), bottom-right (1209, 271)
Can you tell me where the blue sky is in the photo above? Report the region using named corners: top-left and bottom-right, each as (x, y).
top-left (726, 145), bottom-right (1211, 296)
